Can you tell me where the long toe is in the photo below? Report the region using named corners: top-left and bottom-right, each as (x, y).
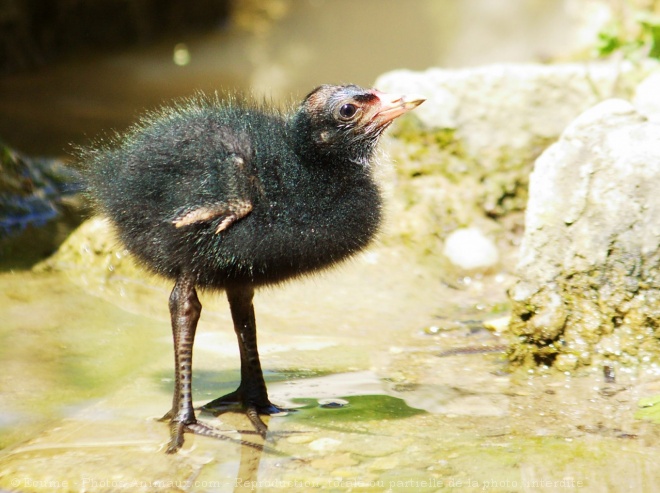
top-left (246, 406), bottom-right (269, 438)
top-left (166, 420), bottom-right (188, 454)
top-left (186, 421), bottom-right (286, 455)
top-left (245, 403), bottom-right (296, 439)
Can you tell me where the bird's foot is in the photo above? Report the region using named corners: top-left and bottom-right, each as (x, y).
top-left (162, 411), bottom-right (197, 454)
top-left (166, 419), bottom-right (190, 454)
top-left (186, 420), bottom-right (280, 454)
top-left (245, 405), bottom-right (270, 439)
top-left (201, 387), bottom-right (294, 414)
top-left (159, 409), bottom-right (280, 454)
top-left (200, 389), bottom-right (295, 439)
top-left (200, 388), bottom-right (243, 412)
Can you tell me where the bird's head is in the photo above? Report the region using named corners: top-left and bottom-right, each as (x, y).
top-left (289, 84), bottom-right (425, 166)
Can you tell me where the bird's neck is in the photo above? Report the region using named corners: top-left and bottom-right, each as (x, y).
top-left (286, 114), bottom-right (376, 170)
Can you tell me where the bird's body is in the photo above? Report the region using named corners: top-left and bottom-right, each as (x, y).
top-left (84, 84), bottom-right (423, 452)
top-left (89, 94), bottom-right (381, 287)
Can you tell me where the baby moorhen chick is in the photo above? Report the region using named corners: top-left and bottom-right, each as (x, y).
top-left (85, 84), bottom-right (424, 453)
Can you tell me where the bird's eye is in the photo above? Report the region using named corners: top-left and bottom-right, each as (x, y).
top-left (338, 103), bottom-right (358, 120)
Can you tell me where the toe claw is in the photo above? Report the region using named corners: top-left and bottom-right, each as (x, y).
top-left (246, 406), bottom-right (269, 438)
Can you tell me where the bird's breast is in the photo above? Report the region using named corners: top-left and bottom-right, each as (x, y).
top-left (213, 174), bottom-right (382, 285)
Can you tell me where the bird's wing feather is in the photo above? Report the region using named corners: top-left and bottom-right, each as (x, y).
top-left (169, 151), bottom-right (255, 234)
top-left (171, 198), bottom-right (253, 233)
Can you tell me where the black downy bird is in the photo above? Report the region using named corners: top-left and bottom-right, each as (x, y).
top-left (84, 84), bottom-right (424, 453)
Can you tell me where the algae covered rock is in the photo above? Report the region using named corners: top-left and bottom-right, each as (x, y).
top-left (0, 141), bottom-right (82, 237)
top-left (0, 141), bottom-right (84, 269)
top-left (508, 98), bottom-right (660, 369)
top-left (36, 216), bottom-right (174, 317)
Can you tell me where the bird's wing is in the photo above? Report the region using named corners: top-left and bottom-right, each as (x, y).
top-left (171, 198), bottom-right (253, 233)
top-left (169, 152), bottom-right (254, 234)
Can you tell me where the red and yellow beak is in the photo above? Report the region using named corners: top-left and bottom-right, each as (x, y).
top-left (370, 90), bottom-right (425, 125)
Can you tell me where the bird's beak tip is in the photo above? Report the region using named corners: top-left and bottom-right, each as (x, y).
top-left (402, 95), bottom-right (426, 110)
top-left (369, 90), bottom-right (425, 125)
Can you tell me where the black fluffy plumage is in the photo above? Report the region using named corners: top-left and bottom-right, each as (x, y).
top-left (84, 84), bottom-right (423, 453)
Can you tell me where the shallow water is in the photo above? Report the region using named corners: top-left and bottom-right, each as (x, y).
top-left (3, 245), bottom-right (660, 492)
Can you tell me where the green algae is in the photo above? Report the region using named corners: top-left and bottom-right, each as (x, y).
top-left (287, 395), bottom-right (425, 424)
top-left (635, 395), bottom-right (660, 423)
top-left (509, 254), bottom-right (660, 370)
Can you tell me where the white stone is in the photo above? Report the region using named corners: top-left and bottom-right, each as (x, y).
top-left (634, 71), bottom-right (660, 122)
top-left (376, 62), bottom-right (658, 165)
top-left (517, 98), bottom-right (660, 281)
top-left (443, 227), bottom-right (499, 270)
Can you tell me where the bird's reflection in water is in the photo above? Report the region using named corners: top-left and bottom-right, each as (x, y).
top-left (234, 424), bottom-right (268, 493)
top-left (182, 410), bottom-right (288, 492)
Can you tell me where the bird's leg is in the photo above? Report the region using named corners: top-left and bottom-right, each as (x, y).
top-left (161, 273), bottom-right (201, 454)
top-left (202, 285), bottom-right (289, 435)
top-left (228, 285), bottom-right (270, 410)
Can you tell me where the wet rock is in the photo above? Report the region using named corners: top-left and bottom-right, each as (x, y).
top-left (286, 434), bottom-right (314, 444)
top-left (483, 315), bottom-right (510, 334)
top-left (375, 62), bottom-right (656, 274)
top-left (35, 217), bottom-right (167, 315)
top-left (554, 353), bottom-right (579, 373)
top-left (336, 435), bottom-right (409, 457)
top-left (0, 141), bottom-right (84, 269)
top-left (508, 98), bottom-right (660, 369)
top-left (36, 216), bottom-right (142, 281)
top-left (0, 141), bottom-right (82, 238)
top-left (309, 452), bottom-right (358, 471)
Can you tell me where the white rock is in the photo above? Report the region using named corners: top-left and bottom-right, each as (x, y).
top-left (443, 227), bottom-right (499, 270)
top-left (517, 98), bottom-right (660, 279)
top-left (376, 62), bottom-right (658, 165)
top-left (634, 71), bottom-right (660, 122)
